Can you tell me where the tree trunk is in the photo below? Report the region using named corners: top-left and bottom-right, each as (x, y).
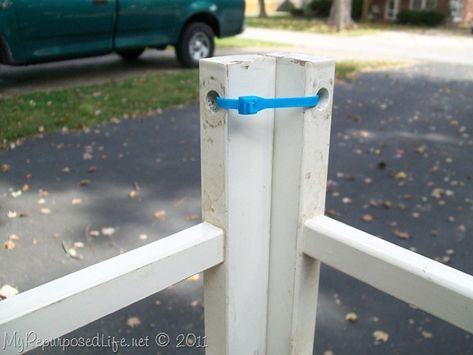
top-left (258, 0), bottom-right (268, 17)
top-left (327, 0), bottom-right (354, 31)
top-left (362, 0), bottom-right (371, 19)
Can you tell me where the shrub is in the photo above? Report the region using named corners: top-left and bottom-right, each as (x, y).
top-left (397, 10), bottom-right (446, 27)
top-left (289, 0), bottom-right (362, 20)
top-left (289, 1), bottom-right (305, 17)
top-left (352, 0), bottom-right (363, 19)
top-left (311, 0), bottom-right (332, 18)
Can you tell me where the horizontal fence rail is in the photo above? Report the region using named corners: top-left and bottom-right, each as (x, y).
top-left (303, 216), bottom-right (473, 333)
top-left (0, 223), bottom-right (224, 354)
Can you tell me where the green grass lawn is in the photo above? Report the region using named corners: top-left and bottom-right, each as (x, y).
top-left (0, 70), bottom-right (199, 143)
top-left (0, 61), bottom-right (402, 144)
top-left (245, 15), bottom-right (464, 36)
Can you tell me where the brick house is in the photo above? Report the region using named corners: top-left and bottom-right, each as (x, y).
top-left (367, 0), bottom-right (473, 23)
top-left (244, 0), bottom-right (473, 23)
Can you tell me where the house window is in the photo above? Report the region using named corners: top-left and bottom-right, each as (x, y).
top-left (449, 0), bottom-right (463, 22)
top-left (409, 0), bottom-right (438, 9)
top-left (385, 0), bottom-right (400, 20)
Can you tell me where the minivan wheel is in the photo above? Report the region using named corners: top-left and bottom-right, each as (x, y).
top-left (117, 48), bottom-right (145, 61)
top-left (176, 22), bottom-right (214, 68)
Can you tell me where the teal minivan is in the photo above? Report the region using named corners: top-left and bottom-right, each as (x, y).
top-left (0, 0), bottom-right (244, 68)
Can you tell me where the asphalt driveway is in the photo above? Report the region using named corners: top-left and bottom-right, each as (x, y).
top-left (1, 62), bottom-right (472, 354)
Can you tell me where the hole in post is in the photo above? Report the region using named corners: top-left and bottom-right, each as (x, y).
top-left (206, 90), bottom-right (220, 112)
top-left (316, 88), bottom-right (330, 111)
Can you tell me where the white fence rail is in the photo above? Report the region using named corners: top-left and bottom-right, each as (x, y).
top-left (0, 53), bottom-right (472, 355)
top-left (304, 216), bottom-right (473, 333)
top-left (0, 223), bottom-right (223, 354)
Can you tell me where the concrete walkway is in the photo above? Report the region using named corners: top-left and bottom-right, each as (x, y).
top-left (240, 27), bottom-right (473, 65)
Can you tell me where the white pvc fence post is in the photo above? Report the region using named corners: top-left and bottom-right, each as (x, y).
top-left (200, 55), bottom-right (276, 355)
top-left (200, 53), bottom-right (334, 355)
top-left (266, 53), bottom-right (335, 355)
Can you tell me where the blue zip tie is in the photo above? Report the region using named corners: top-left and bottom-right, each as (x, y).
top-left (216, 95), bottom-right (319, 115)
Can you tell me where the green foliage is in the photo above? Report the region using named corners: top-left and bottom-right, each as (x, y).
top-left (397, 10), bottom-right (446, 27)
top-left (303, 2), bottom-right (314, 18)
top-left (290, 0), bottom-right (362, 20)
top-left (352, 0), bottom-right (363, 19)
top-left (311, 0), bottom-right (332, 18)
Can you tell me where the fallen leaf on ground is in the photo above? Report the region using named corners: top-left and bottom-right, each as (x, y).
top-left (11, 190), bottom-right (22, 198)
top-left (40, 208), bottom-right (51, 215)
top-left (345, 312), bottom-right (358, 322)
top-left (421, 330), bottom-right (433, 339)
top-left (128, 190), bottom-right (138, 198)
top-left (373, 330), bottom-right (389, 343)
top-left (62, 241), bottom-right (81, 259)
top-left (21, 184), bottom-right (30, 193)
top-left (435, 255), bottom-right (451, 264)
top-left (362, 214), bottom-right (374, 222)
top-left (1, 164), bottom-right (10, 173)
top-left (139, 234), bottom-right (148, 241)
top-left (392, 228), bottom-right (411, 240)
top-left (395, 171), bottom-right (407, 180)
top-left (88, 166), bottom-right (97, 173)
top-left (431, 188), bottom-right (444, 199)
top-left (126, 317), bottom-right (141, 328)
top-left (342, 197), bottom-right (353, 205)
top-left (89, 230), bottom-right (100, 237)
top-left (79, 179), bottom-right (91, 187)
top-left (72, 198), bottom-right (82, 205)
top-left (83, 152), bottom-right (93, 160)
top-left (7, 211), bottom-right (17, 218)
top-left (154, 210), bottom-right (167, 221)
top-left (382, 200), bottom-right (393, 209)
top-left (415, 144), bottom-right (427, 154)
top-left (0, 284), bottom-right (18, 299)
top-left (4, 239), bottom-right (16, 250)
top-left (325, 209), bottom-right (337, 217)
top-left (74, 242), bottom-right (85, 248)
top-left (191, 300), bottom-right (199, 307)
top-left (101, 227), bottom-right (116, 236)
top-left (39, 190), bottom-right (49, 198)
top-left (9, 234), bottom-right (19, 241)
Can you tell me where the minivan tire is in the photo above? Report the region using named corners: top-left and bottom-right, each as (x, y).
top-left (175, 22), bottom-right (215, 68)
top-left (117, 48), bottom-right (145, 61)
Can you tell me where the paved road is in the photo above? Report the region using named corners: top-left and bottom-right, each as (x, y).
top-left (241, 28), bottom-right (473, 65)
top-left (1, 62), bottom-right (472, 354)
top-left (0, 47), bottom-right (287, 96)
